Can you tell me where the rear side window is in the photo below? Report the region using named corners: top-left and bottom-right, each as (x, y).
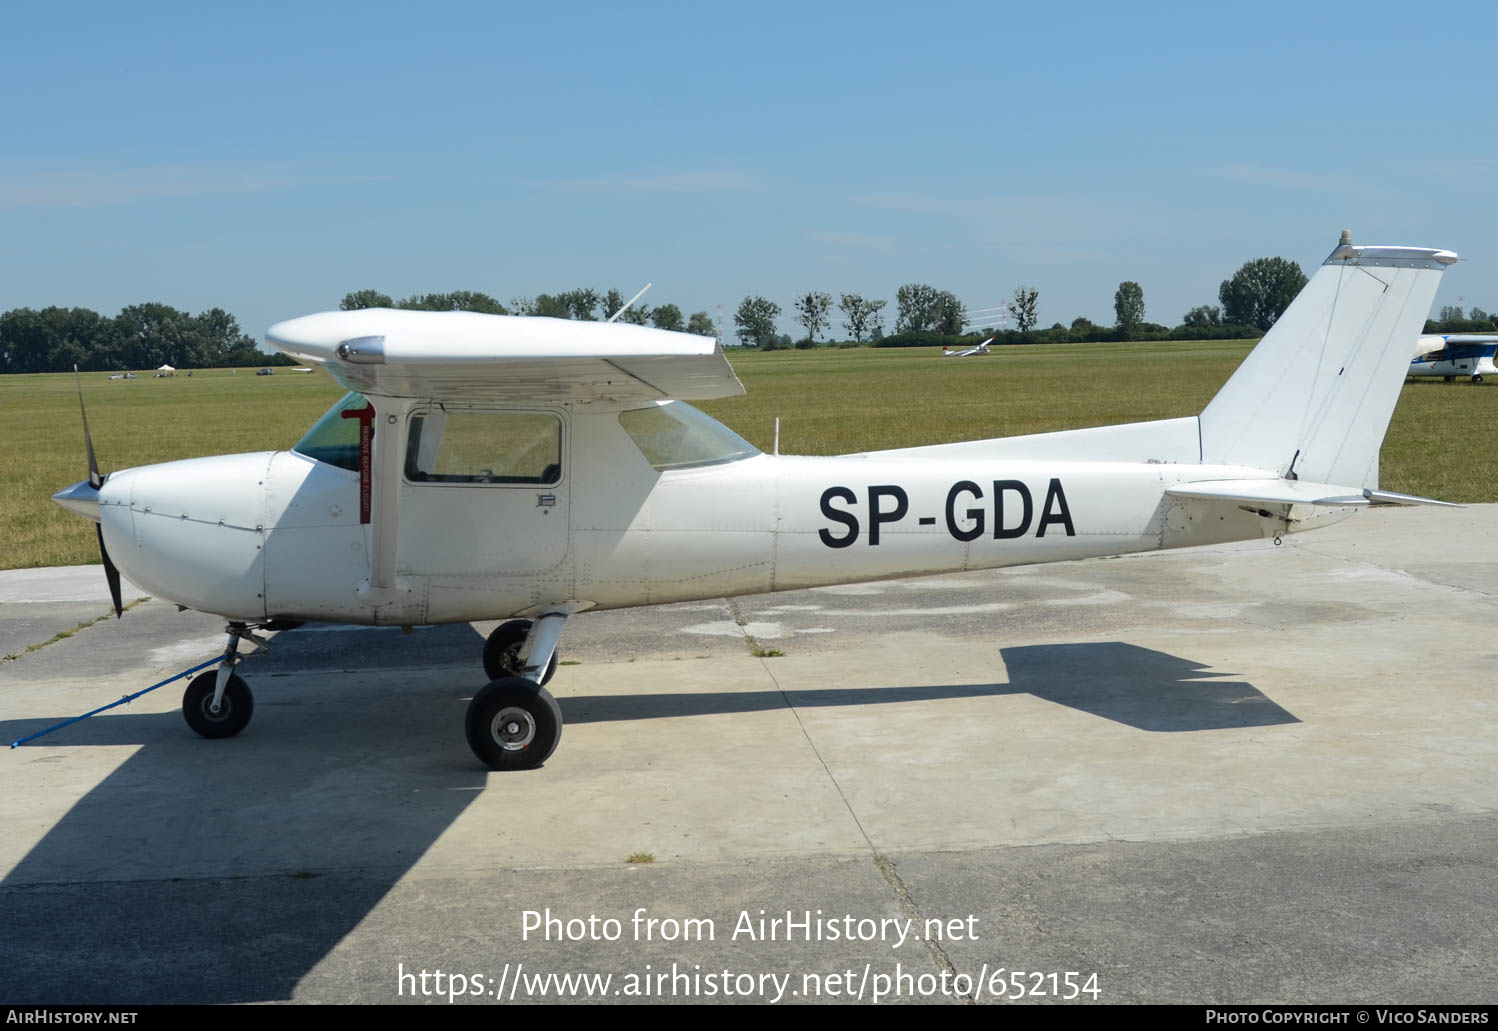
top-left (619, 401), bottom-right (759, 470)
top-left (406, 410), bottom-right (562, 484)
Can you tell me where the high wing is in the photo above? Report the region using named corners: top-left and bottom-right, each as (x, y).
top-left (1413, 333), bottom-right (1498, 359)
top-left (265, 308), bottom-right (744, 402)
top-left (264, 308), bottom-right (744, 613)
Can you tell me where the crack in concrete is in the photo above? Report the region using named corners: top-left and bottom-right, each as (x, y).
top-left (871, 852), bottom-right (974, 1003)
top-left (725, 597), bottom-right (783, 658)
top-left (1, 597), bottom-right (150, 664)
top-left (1291, 540), bottom-right (1498, 603)
top-left (751, 648), bottom-right (975, 1003)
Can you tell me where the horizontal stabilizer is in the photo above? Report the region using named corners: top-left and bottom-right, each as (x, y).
top-left (1166, 479), bottom-right (1460, 509)
top-left (1362, 488), bottom-right (1463, 508)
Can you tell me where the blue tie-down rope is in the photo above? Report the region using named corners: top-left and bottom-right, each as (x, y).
top-left (9, 656), bottom-right (221, 749)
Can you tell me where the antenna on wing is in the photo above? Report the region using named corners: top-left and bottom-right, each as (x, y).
top-left (606, 283), bottom-right (652, 323)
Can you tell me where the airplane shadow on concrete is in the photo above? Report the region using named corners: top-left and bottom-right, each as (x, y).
top-left (563, 641), bottom-right (1300, 733)
top-left (0, 632), bottom-right (1292, 1004)
top-left (0, 622), bottom-right (491, 1005)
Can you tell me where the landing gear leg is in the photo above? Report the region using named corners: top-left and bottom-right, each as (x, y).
top-left (467, 609), bottom-right (570, 769)
top-left (482, 619), bottom-right (558, 684)
top-left (182, 622), bottom-right (267, 739)
top-left (517, 611), bottom-right (568, 685)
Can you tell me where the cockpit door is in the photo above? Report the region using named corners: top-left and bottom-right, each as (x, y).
top-left (395, 406), bottom-right (569, 577)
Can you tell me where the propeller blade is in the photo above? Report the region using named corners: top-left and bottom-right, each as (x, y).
top-left (96, 525), bottom-right (123, 618)
top-left (74, 367), bottom-right (120, 616)
top-left (73, 365), bottom-right (103, 489)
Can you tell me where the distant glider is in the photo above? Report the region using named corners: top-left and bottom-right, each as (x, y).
top-left (942, 337), bottom-right (993, 358)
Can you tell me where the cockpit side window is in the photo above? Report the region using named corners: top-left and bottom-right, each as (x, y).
top-left (618, 401), bottom-right (760, 471)
top-left (292, 391), bottom-right (369, 472)
top-left (405, 409), bottom-right (562, 485)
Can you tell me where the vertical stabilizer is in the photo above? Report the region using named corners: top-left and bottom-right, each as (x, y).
top-left (1198, 232), bottom-right (1455, 488)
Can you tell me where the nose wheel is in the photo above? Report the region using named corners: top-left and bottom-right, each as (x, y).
top-left (183, 670), bottom-right (254, 738)
top-left (465, 677), bottom-right (563, 770)
top-left (182, 621), bottom-right (270, 740)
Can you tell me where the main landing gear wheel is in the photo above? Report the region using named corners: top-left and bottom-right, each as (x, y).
top-left (1473, 375), bottom-right (1484, 384)
top-left (465, 677), bottom-right (563, 770)
top-left (182, 670), bottom-right (254, 739)
top-left (482, 619), bottom-right (558, 685)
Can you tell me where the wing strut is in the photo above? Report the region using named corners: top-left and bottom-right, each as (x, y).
top-left (353, 395), bottom-right (417, 610)
top-left (369, 397), bottom-right (410, 589)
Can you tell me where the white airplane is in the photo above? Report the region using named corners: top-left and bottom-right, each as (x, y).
top-left (942, 338), bottom-right (993, 357)
top-left (1408, 334), bottom-right (1498, 383)
top-left (51, 231), bottom-right (1459, 770)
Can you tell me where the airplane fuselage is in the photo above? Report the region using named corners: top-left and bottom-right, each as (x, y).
top-left (95, 401), bottom-right (1340, 626)
top-left (1408, 343), bottom-right (1498, 381)
top-left (52, 234), bottom-right (1457, 769)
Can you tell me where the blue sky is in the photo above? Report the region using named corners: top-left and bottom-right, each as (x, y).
top-left (3, 0), bottom-right (1494, 341)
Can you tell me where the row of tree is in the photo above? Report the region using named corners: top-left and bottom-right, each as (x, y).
top-left (0, 304), bottom-right (279, 374)
top-left (730, 258), bottom-right (1313, 350)
top-left (339, 288), bottom-right (718, 336)
top-left (1013, 258), bottom-right (1311, 338)
top-left (733, 286), bottom-right (966, 349)
top-left (5, 257), bottom-right (1486, 372)
top-left (1427, 305), bottom-right (1498, 334)
top-left (0, 287), bottom-right (722, 374)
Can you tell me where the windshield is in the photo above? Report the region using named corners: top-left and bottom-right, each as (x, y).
top-left (618, 401), bottom-right (759, 470)
top-left (293, 392), bottom-right (369, 471)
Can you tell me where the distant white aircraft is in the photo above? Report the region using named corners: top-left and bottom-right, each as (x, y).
top-left (52, 231), bottom-right (1459, 770)
top-left (1408, 334), bottom-right (1498, 383)
top-left (942, 338), bottom-right (992, 358)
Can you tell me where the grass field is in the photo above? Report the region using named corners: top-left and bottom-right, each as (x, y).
top-left (3, 341), bottom-right (1494, 570)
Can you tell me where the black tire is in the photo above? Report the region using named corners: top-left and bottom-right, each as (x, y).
top-left (482, 619), bottom-right (558, 685)
top-left (465, 677), bottom-right (563, 770)
top-left (1473, 375), bottom-right (1484, 384)
top-left (182, 670), bottom-right (254, 739)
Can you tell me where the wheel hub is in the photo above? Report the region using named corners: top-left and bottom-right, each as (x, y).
top-left (491, 706), bottom-right (535, 750)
